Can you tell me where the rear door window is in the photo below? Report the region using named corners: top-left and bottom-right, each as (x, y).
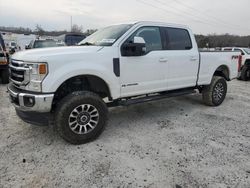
top-left (163, 27), bottom-right (192, 50)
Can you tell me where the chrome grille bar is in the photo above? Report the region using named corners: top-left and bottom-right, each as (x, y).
top-left (9, 60), bottom-right (30, 87)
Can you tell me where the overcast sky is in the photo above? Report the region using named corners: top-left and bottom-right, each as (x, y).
top-left (0, 0), bottom-right (250, 35)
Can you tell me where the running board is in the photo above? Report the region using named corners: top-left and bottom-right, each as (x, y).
top-left (107, 88), bottom-right (196, 107)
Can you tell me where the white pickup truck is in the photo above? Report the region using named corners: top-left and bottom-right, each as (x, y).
top-left (8, 21), bottom-right (240, 144)
top-left (222, 47), bottom-right (250, 80)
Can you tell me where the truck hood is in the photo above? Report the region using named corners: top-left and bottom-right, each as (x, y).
top-left (12, 46), bottom-right (104, 62)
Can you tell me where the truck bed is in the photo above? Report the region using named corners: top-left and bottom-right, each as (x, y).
top-left (198, 51), bottom-right (239, 86)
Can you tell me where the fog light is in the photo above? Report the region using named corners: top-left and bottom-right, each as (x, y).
top-left (23, 96), bottom-right (35, 107)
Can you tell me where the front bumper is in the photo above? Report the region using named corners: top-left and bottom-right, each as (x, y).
top-left (8, 84), bottom-right (54, 113)
top-left (16, 109), bottom-right (51, 126)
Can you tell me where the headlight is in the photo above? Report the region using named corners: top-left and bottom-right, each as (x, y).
top-left (26, 63), bottom-right (48, 76)
top-left (24, 62), bottom-right (48, 92)
top-left (28, 64), bottom-right (39, 75)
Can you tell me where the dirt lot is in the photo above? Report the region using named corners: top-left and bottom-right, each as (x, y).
top-left (0, 80), bottom-right (250, 188)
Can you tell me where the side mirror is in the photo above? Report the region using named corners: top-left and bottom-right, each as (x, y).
top-left (133, 36), bottom-right (146, 44)
top-left (121, 36), bottom-right (146, 56)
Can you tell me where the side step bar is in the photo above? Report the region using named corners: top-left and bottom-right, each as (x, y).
top-left (107, 88), bottom-right (197, 107)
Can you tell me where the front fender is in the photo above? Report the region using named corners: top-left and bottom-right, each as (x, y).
top-left (42, 61), bottom-right (120, 99)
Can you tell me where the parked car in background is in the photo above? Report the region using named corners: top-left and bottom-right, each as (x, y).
top-left (7, 41), bottom-right (19, 55)
top-left (0, 45), bottom-right (9, 84)
top-left (25, 38), bottom-right (65, 49)
top-left (222, 47), bottom-right (250, 80)
top-left (57, 33), bottom-right (86, 46)
top-left (9, 41), bottom-right (18, 49)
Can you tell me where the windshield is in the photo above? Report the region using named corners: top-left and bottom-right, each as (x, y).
top-left (244, 48), bottom-right (250, 54)
top-left (34, 40), bottom-right (63, 48)
top-left (79, 24), bottom-right (132, 46)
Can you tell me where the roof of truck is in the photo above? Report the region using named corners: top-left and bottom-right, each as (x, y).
top-left (110, 21), bottom-right (190, 30)
top-left (134, 21), bottom-right (189, 29)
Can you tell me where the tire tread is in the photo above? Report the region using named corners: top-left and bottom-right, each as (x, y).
top-left (202, 76), bottom-right (227, 106)
top-left (55, 91), bottom-right (108, 145)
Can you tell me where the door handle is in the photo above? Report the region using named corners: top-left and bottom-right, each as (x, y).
top-left (190, 56), bottom-right (198, 61)
top-left (159, 58), bottom-right (168, 63)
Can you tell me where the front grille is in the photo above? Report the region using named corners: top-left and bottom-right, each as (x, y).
top-left (11, 61), bottom-right (22, 67)
top-left (9, 60), bottom-right (29, 86)
top-left (10, 69), bottom-right (24, 82)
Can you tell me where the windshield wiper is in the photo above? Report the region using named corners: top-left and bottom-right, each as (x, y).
top-left (79, 42), bottom-right (94, 46)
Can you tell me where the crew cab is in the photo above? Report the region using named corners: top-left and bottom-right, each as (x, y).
top-left (222, 47), bottom-right (250, 80)
top-left (8, 22), bottom-right (240, 144)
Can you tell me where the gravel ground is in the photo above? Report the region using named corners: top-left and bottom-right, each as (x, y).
top-left (0, 80), bottom-right (250, 188)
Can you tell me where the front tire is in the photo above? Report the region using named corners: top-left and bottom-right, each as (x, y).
top-left (202, 76), bottom-right (227, 106)
top-left (55, 91), bottom-right (108, 145)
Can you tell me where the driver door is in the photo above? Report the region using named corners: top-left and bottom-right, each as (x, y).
top-left (119, 27), bottom-right (168, 98)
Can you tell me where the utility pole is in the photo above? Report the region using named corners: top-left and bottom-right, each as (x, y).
top-left (70, 16), bottom-right (72, 32)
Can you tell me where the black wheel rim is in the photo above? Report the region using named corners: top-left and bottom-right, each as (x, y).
top-left (213, 82), bottom-right (225, 103)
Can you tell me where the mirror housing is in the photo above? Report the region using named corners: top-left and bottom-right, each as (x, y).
top-left (121, 36), bottom-right (146, 56)
top-left (133, 36), bottom-right (146, 44)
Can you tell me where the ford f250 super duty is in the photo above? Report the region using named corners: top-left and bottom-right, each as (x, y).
top-left (8, 22), bottom-right (241, 144)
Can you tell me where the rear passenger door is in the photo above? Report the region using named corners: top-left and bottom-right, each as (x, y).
top-left (162, 27), bottom-right (200, 90)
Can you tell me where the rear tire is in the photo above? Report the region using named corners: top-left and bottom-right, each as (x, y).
top-left (55, 91), bottom-right (108, 145)
top-left (241, 66), bottom-right (250, 81)
top-left (202, 76), bottom-right (227, 106)
top-left (1, 69), bottom-right (9, 84)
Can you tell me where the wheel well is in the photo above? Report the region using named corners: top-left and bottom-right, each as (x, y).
top-left (52, 75), bottom-right (111, 111)
top-left (213, 65), bottom-right (230, 81)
